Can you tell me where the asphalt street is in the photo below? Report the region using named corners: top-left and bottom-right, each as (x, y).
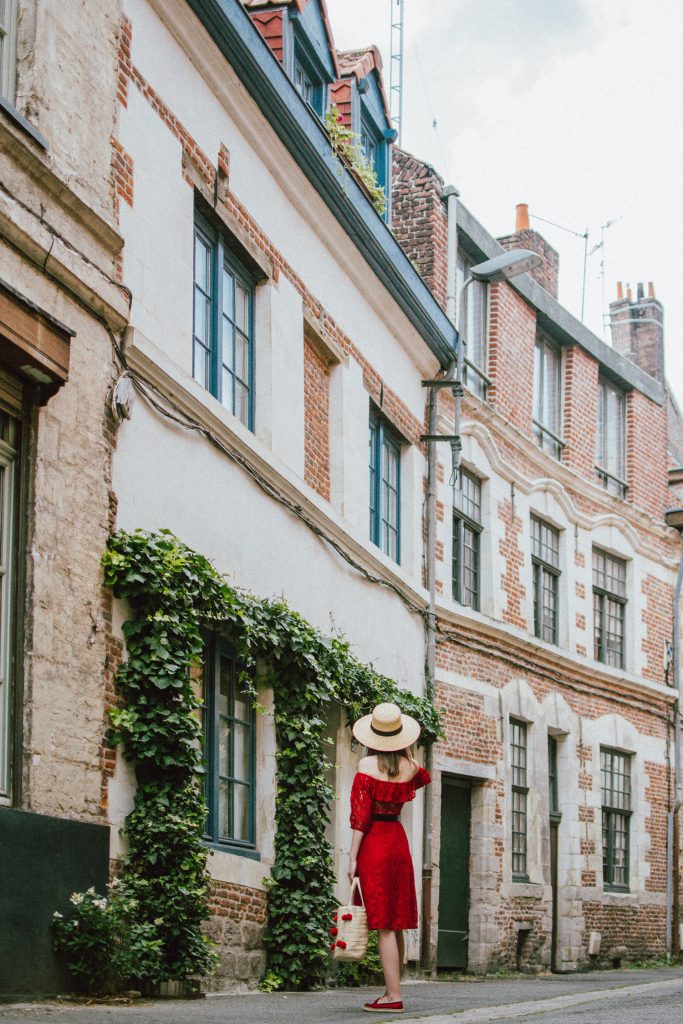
top-left (1, 967), bottom-right (682, 1024)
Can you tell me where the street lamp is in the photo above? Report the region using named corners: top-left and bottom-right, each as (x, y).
top-left (665, 506), bottom-right (683, 957)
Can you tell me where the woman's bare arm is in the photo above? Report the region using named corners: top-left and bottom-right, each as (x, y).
top-left (348, 828), bottom-right (364, 883)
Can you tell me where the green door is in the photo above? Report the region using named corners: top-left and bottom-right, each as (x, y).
top-left (437, 778), bottom-right (471, 969)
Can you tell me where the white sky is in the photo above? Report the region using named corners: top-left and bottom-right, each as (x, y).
top-left (326, 0), bottom-right (683, 408)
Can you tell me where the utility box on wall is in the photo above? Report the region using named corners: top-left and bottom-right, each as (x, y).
top-left (0, 808), bottom-right (110, 997)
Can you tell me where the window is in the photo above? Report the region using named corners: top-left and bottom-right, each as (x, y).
top-left (456, 250), bottom-right (488, 400)
top-left (533, 331), bottom-right (563, 459)
top-left (294, 48), bottom-right (325, 116)
top-left (531, 516), bottom-right (560, 644)
top-left (200, 637), bottom-right (257, 852)
top-left (0, 0), bottom-right (17, 104)
top-left (360, 117), bottom-right (378, 171)
top-left (453, 469), bottom-right (482, 609)
top-left (596, 379), bottom-right (626, 498)
top-left (369, 412), bottom-right (401, 562)
top-left (510, 719), bottom-right (529, 879)
top-left (193, 212), bottom-right (255, 430)
top-left (548, 735), bottom-right (559, 819)
top-left (601, 748), bottom-right (631, 890)
top-left (593, 548), bottom-right (627, 668)
top-left (0, 410), bottom-right (18, 804)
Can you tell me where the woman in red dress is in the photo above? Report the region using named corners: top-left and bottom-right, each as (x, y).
top-left (348, 703), bottom-right (431, 1014)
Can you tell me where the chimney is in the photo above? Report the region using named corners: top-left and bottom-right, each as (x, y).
top-left (498, 203), bottom-right (559, 297)
top-left (610, 280), bottom-right (665, 384)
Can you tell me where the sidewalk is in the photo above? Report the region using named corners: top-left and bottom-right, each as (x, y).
top-left (2, 967), bottom-right (683, 1024)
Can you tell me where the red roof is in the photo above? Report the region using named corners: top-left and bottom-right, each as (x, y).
top-left (336, 45), bottom-right (392, 127)
top-left (243, 0), bottom-right (340, 77)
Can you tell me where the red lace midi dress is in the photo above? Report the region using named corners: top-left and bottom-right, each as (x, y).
top-left (349, 767), bottom-right (431, 930)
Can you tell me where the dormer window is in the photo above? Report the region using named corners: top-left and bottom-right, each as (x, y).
top-left (293, 44), bottom-right (325, 116)
top-left (360, 117), bottom-right (378, 170)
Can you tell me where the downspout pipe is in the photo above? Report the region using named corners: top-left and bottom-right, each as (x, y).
top-left (666, 536), bottom-right (683, 956)
top-left (421, 184), bottom-right (460, 973)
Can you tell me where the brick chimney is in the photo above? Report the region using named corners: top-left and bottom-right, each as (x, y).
top-left (610, 281), bottom-right (665, 384)
top-left (498, 203), bottom-right (559, 297)
top-left (391, 147), bottom-right (448, 311)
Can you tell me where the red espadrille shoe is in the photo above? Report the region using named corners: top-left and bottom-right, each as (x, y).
top-left (363, 996), bottom-right (404, 1013)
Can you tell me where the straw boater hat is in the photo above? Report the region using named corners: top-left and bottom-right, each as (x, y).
top-left (352, 702), bottom-right (421, 752)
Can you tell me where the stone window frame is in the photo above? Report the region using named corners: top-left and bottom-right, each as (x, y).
top-left (600, 746), bottom-right (632, 892)
top-left (530, 515), bottom-right (561, 646)
top-left (452, 467), bottom-right (483, 610)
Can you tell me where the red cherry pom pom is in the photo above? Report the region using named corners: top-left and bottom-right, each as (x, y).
top-left (337, 940), bottom-right (347, 949)
top-left (329, 942), bottom-right (335, 950)
top-left (333, 914), bottom-right (338, 922)
top-left (330, 927), bottom-right (338, 936)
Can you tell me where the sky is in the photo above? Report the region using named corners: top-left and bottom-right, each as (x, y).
top-left (325, 0), bottom-right (683, 408)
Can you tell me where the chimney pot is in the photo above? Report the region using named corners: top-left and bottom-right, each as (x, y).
top-left (637, 282), bottom-right (644, 300)
top-left (617, 281), bottom-right (623, 300)
top-left (627, 284), bottom-right (632, 301)
top-left (515, 203), bottom-right (530, 233)
top-left (648, 281), bottom-right (655, 298)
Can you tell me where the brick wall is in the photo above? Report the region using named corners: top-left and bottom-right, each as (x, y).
top-left (303, 336), bottom-right (331, 500)
top-left (205, 880), bottom-right (267, 990)
top-left (582, 902), bottom-right (666, 964)
top-left (498, 497), bottom-right (527, 630)
top-left (610, 291), bottom-right (665, 385)
top-left (499, 228), bottom-right (559, 298)
top-left (486, 282), bottom-right (536, 437)
top-left (435, 684), bottom-right (501, 764)
top-left (247, 8), bottom-right (285, 64)
top-left (626, 388), bottom-right (669, 518)
top-left (391, 148), bottom-right (448, 311)
top-left (563, 345), bottom-right (599, 477)
top-left (641, 575), bottom-right (674, 684)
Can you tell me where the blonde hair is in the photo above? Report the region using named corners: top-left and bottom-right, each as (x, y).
top-left (366, 746), bottom-right (413, 779)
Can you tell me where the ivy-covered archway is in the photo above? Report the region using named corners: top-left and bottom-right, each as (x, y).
top-left (102, 529), bottom-right (441, 990)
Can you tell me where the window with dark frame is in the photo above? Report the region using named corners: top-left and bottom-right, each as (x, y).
top-left (601, 747), bottom-right (631, 890)
top-left (596, 378), bottom-right (627, 498)
top-left (369, 411), bottom-right (401, 563)
top-left (531, 516), bottom-right (560, 644)
top-left (593, 548), bottom-right (627, 668)
top-left (198, 636), bottom-right (257, 853)
top-left (453, 469), bottom-right (482, 609)
top-left (510, 718), bottom-right (529, 879)
top-left (193, 211), bottom-right (255, 430)
top-left (0, 410), bottom-right (18, 805)
top-left (533, 331), bottom-right (563, 459)
top-left (293, 46), bottom-right (325, 116)
top-left (548, 735), bottom-right (559, 818)
top-left (360, 117), bottom-right (378, 171)
top-left (0, 0), bottom-right (17, 104)
top-left (456, 249), bottom-right (489, 400)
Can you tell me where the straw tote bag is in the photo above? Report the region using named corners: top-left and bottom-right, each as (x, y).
top-left (331, 877), bottom-right (368, 961)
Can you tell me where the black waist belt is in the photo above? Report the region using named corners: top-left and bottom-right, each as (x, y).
top-left (372, 814), bottom-right (400, 822)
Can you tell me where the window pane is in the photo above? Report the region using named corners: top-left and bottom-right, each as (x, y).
top-left (235, 382), bottom-right (249, 427)
top-left (218, 780), bottom-right (231, 839)
top-left (222, 318), bottom-right (234, 372)
top-left (533, 338), bottom-right (543, 422)
top-left (235, 281), bottom-right (249, 333)
top-left (543, 341), bottom-right (560, 434)
top-left (195, 234), bottom-right (211, 293)
top-left (218, 656), bottom-right (231, 715)
top-left (222, 269), bottom-right (234, 321)
top-left (235, 332), bottom-right (249, 383)
top-left (233, 723), bottom-right (250, 783)
top-left (218, 717), bottom-right (230, 775)
top-left (232, 783), bottom-right (250, 843)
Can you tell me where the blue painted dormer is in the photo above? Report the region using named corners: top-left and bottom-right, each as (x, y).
top-left (335, 47), bottom-right (396, 222)
top-left (245, 1), bottom-right (338, 118)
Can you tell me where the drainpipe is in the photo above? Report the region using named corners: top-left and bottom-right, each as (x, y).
top-left (666, 536), bottom-right (683, 956)
top-left (420, 184), bottom-right (460, 973)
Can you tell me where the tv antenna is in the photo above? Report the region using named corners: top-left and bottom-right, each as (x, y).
top-left (389, 0), bottom-right (405, 144)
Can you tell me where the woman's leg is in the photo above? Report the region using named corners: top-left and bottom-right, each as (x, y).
top-left (377, 929), bottom-right (401, 1001)
top-left (396, 930), bottom-right (404, 976)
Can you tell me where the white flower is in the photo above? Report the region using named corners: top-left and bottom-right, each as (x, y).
top-left (53, 911), bottom-right (63, 919)
top-left (109, 878), bottom-right (120, 889)
top-left (72, 920), bottom-right (80, 928)
top-left (70, 893), bottom-right (84, 906)
top-left (86, 886), bottom-right (96, 895)
top-left (93, 899), bottom-right (107, 911)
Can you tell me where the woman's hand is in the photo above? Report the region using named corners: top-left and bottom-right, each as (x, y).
top-left (347, 856), bottom-right (357, 884)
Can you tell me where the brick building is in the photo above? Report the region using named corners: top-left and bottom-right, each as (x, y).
top-left (0, 0), bottom-right (681, 998)
top-left (392, 155), bottom-right (683, 971)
